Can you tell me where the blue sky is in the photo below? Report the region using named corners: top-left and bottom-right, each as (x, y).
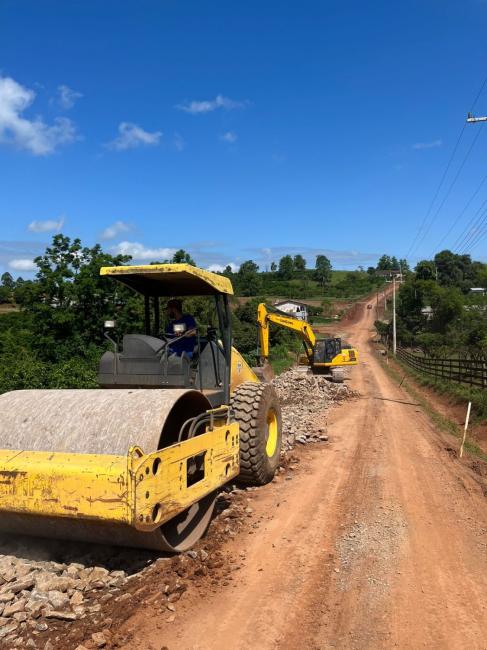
top-left (1, 0), bottom-right (487, 275)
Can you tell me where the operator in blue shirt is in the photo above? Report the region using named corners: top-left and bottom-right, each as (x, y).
top-left (165, 298), bottom-right (197, 358)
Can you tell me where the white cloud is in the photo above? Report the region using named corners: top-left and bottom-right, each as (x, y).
top-left (173, 132), bottom-right (185, 152)
top-left (100, 220), bottom-right (132, 240)
top-left (207, 263), bottom-right (239, 273)
top-left (57, 85), bottom-right (82, 109)
top-left (0, 76), bottom-right (77, 155)
top-left (9, 258), bottom-right (36, 271)
top-left (220, 131), bottom-right (237, 144)
top-left (106, 122), bottom-right (162, 151)
top-left (413, 139), bottom-right (442, 150)
top-left (176, 95), bottom-right (247, 115)
top-left (28, 216), bottom-right (65, 233)
top-left (113, 241), bottom-right (176, 260)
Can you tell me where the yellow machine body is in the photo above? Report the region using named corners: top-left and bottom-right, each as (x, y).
top-left (0, 264), bottom-right (264, 551)
top-left (230, 345), bottom-right (260, 390)
top-left (0, 422), bottom-right (239, 531)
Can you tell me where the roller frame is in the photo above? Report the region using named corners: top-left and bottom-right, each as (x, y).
top-left (0, 422), bottom-right (239, 533)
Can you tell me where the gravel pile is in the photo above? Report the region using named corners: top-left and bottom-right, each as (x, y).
top-left (0, 552), bottom-right (130, 647)
top-left (0, 534), bottom-right (161, 649)
top-left (272, 368), bottom-right (358, 450)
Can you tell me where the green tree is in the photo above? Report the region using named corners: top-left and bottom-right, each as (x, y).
top-left (415, 260), bottom-right (436, 281)
top-left (22, 234), bottom-right (136, 361)
top-left (293, 254), bottom-right (306, 273)
top-left (237, 260), bottom-right (261, 296)
top-left (399, 258), bottom-right (410, 274)
top-left (172, 249), bottom-right (195, 265)
top-left (270, 261), bottom-right (277, 272)
top-left (314, 254), bottom-right (332, 287)
top-left (278, 255), bottom-right (294, 280)
top-left (377, 254), bottom-right (393, 271)
top-left (0, 286), bottom-right (11, 304)
top-left (429, 286), bottom-right (463, 334)
top-left (1, 272), bottom-right (15, 290)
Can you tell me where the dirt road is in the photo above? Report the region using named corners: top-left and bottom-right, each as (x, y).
top-left (123, 297), bottom-right (487, 650)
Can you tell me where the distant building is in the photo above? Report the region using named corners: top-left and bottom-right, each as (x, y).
top-left (273, 300), bottom-right (309, 321)
top-left (375, 270), bottom-right (403, 282)
top-left (470, 287), bottom-right (486, 296)
top-left (421, 306), bottom-right (434, 320)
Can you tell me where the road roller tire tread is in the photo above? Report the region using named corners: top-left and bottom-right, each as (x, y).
top-left (231, 381), bottom-right (282, 486)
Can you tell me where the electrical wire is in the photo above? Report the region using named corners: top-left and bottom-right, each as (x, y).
top-left (459, 206), bottom-right (487, 253)
top-left (405, 122), bottom-right (466, 260)
top-left (412, 123), bottom-right (484, 256)
top-left (405, 73), bottom-right (487, 261)
top-left (433, 164), bottom-right (487, 254)
top-left (463, 223), bottom-right (487, 253)
top-left (453, 194), bottom-right (487, 251)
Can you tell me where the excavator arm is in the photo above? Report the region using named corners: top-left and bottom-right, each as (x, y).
top-left (257, 303), bottom-right (316, 362)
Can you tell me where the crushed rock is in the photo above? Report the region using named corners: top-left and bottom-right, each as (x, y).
top-left (272, 368), bottom-right (359, 450)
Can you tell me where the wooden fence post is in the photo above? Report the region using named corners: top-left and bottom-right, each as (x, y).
top-left (459, 402), bottom-right (472, 459)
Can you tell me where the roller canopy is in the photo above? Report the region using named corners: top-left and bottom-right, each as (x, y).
top-left (100, 263), bottom-right (234, 296)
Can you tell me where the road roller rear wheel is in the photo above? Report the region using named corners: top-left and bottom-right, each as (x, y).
top-left (231, 382), bottom-right (282, 486)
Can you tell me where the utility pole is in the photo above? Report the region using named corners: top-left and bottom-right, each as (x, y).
top-left (392, 274), bottom-right (397, 356)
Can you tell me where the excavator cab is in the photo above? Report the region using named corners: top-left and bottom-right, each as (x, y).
top-left (313, 337), bottom-right (342, 364)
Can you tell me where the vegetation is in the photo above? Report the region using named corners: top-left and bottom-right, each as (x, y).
top-left (222, 254), bottom-right (384, 299)
top-left (379, 353), bottom-right (487, 460)
top-left (376, 249), bottom-right (487, 361)
top-left (0, 236), bottom-right (393, 390)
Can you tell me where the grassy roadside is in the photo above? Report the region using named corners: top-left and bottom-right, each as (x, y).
top-left (398, 355), bottom-right (487, 419)
top-left (378, 353), bottom-right (487, 461)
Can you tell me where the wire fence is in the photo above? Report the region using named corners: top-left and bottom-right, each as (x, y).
top-left (396, 348), bottom-right (487, 389)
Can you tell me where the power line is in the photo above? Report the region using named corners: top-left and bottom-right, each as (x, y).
top-left (433, 166), bottom-right (487, 254)
top-left (463, 221), bottom-right (487, 253)
top-left (459, 206), bottom-right (487, 253)
top-left (453, 193), bottom-right (487, 250)
top-left (411, 123), bottom-right (484, 256)
top-left (406, 73), bottom-right (487, 262)
top-left (405, 123), bottom-right (467, 260)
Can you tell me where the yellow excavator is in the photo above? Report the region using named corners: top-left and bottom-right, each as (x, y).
top-left (256, 302), bottom-right (358, 382)
top-left (0, 265), bottom-right (282, 552)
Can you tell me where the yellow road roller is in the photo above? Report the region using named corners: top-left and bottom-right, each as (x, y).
top-left (0, 264), bottom-right (282, 552)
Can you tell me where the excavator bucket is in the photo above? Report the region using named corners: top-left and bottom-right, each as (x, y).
top-left (251, 360), bottom-right (275, 382)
